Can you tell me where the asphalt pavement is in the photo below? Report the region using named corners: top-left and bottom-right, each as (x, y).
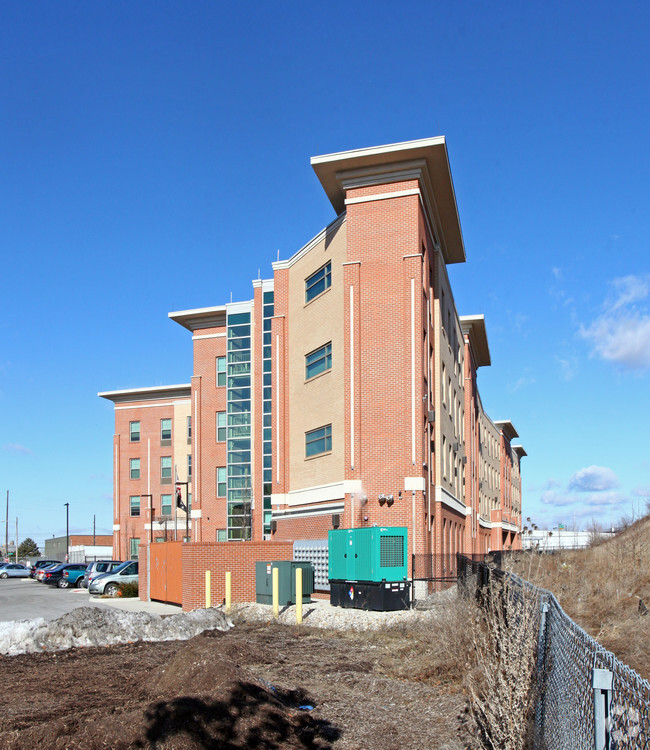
top-left (0, 577), bottom-right (181, 622)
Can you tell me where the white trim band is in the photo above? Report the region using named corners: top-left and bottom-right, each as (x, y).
top-left (344, 188), bottom-right (421, 206)
top-left (272, 502), bottom-right (345, 520)
top-left (272, 479), bottom-right (361, 507)
top-left (434, 485), bottom-right (467, 516)
top-left (115, 400), bottom-right (191, 410)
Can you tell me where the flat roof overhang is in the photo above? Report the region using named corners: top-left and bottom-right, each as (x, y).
top-left (168, 305), bottom-right (227, 332)
top-left (98, 384), bottom-right (191, 404)
top-left (311, 136), bottom-right (466, 264)
top-left (460, 314), bottom-right (491, 368)
top-left (513, 445), bottom-right (528, 458)
top-left (494, 420), bottom-right (519, 442)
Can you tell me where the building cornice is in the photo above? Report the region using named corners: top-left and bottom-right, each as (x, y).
top-left (311, 137), bottom-right (465, 265)
top-left (98, 384), bottom-right (191, 404)
top-left (459, 314), bottom-right (491, 368)
top-left (168, 305), bottom-right (228, 332)
top-left (494, 420), bottom-right (519, 441)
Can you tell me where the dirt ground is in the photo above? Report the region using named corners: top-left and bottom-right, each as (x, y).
top-left (0, 620), bottom-right (479, 749)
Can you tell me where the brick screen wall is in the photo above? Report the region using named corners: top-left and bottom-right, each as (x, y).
top-left (180, 541), bottom-right (294, 611)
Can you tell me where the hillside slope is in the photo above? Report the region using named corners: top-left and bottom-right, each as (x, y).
top-left (511, 516), bottom-right (650, 679)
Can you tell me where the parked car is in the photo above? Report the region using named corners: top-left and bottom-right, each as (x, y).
top-left (30, 560), bottom-right (60, 579)
top-left (82, 560), bottom-right (123, 589)
top-left (88, 561), bottom-right (138, 596)
top-left (0, 563), bottom-right (31, 579)
top-left (60, 566), bottom-right (90, 589)
top-left (37, 563), bottom-right (62, 581)
top-left (42, 563), bottom-right (88, 587)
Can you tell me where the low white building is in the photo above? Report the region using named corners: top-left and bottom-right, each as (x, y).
top-left (521, 529), bottom-right (614, 551)
top-left (68, 544), bottom-right (113, 563)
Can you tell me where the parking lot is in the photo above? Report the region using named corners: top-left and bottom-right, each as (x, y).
top-left (0, 577), bottom-right (179, 622)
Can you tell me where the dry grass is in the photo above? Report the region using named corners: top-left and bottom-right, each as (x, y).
top-left (466, 572), bottom-right (539, 750)
top-left (508, 516), bottom-right (650, 679)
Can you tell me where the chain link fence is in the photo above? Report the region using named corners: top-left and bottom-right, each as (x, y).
top-left (458, 554), bottom-right (650, 749)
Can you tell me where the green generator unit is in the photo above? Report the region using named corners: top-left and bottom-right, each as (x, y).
top-left (255, 561), bottom-right (314, 605)
top-left (328, 526), bottom-right (408, 582)
top-left (328, 527), bottom-right (410, 610)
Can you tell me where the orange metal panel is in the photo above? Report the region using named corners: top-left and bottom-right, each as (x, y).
top-left (149, 542), bottom-right (183, 605)
top-left (165, 542), bottom-right (183, 605)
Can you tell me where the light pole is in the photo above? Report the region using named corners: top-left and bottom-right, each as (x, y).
top-left (142, 494), bottom-right (154, 544)
top-left (175, 482), bottom-right (190, 541)
top-left (64, 503), bottom-right (69, 561)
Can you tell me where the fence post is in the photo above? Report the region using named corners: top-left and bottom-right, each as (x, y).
top-left (535, 595), bottom-right (550, 741)
top-left (205, 570), bottom-right (211, 608)
top-left (592, 668), bottom-right (613, 750)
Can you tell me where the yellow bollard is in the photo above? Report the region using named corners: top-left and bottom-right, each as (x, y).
top-left (272, 566), bottom-right (279, 619)
top-left (205, 570), bottom-right (211, 609)
top-left (296, 567), bottom-right (303, 625)
top-left (225, 571), bottom-right (232, 613)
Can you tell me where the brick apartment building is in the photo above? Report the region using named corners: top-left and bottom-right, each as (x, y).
top-left (98, 384), bottom-right (193, 559)
top-left (100, 137), bottom-right (525, 564)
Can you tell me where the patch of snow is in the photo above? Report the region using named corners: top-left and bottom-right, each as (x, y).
top-left (0, 606), bottom-right (232, 656)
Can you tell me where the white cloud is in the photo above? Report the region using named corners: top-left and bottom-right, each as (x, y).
top-left (609, 275), bottom-right (650, 311)
top-left (632, 486), bottom-right (650, 499)
top-left (540, 487), bottom-right (627, 509)
top-left (509, 375), bottom-right (536, 392)
top-left (556, 355), bottom-right (578, 381)
top-left (579, 274), bottom-right (650, 370)
top-left (2, 443), bottom-right (33, 455)
top-left (579, 313), bottom-right (650, 369)
top-left (568, 465), bottom-right (619, 492)
top-left (551, 267), bottom-right (562, 280)
top-left (540, 490), bottom-right (573, 507)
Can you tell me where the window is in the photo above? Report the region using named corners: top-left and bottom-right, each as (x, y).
top-left (305, 262), bottom-right (331, 303)
top-left (216, 411), bottom-right (226, 442)
top-left (130, 496), bottom-right (140, 517)
top-left (129, 421), bottom-right (140, 443)
top-left (187, 416), bottom-right (192, 441)
top-left (216, 357), bottom-right (226, 387)
top-left (161, 494), bottom-right (172, 516)
top-left (216, 529), bottom-right (227, 542)
top-left (161, 456), bottom-right (172, 481)
top-left (129, 458), bottom-right (140, 480)
top-left (305, 342), bottom-right (332, 380)
top-left (442, 364), bottom-right (447, 406)
top-left (129, 538), bottom-right (139, 560)
top-left (306, 424), bottom-right (332, 457)
top-left (187, 454), bottom-right (192, 479)
top-left (217, 467), bottom-right (226, 498)
top-left (161, 418), bottom-right (172, 442)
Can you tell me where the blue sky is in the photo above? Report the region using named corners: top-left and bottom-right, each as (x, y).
top-left (1, 2), bottom-right (649, 548)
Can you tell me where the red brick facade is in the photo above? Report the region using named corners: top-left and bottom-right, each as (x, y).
top-left (102, 138), bottom-right (526, 608)
top-left (180, 542), bottom-right (293, 611)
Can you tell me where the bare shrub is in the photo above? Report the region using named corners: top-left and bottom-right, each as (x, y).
top-left (387, 590), bottom-right (480, 690)
top-left (468, 572), bottom-right (539, 750)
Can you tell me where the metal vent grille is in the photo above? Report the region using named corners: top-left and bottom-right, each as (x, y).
top-left (293, 539), bottom-right (329, 591)
top-left (380, 535), bottom-right (404, 568)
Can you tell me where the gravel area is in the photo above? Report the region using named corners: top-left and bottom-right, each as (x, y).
top-left (226, 586), bottom-right (457, 631)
